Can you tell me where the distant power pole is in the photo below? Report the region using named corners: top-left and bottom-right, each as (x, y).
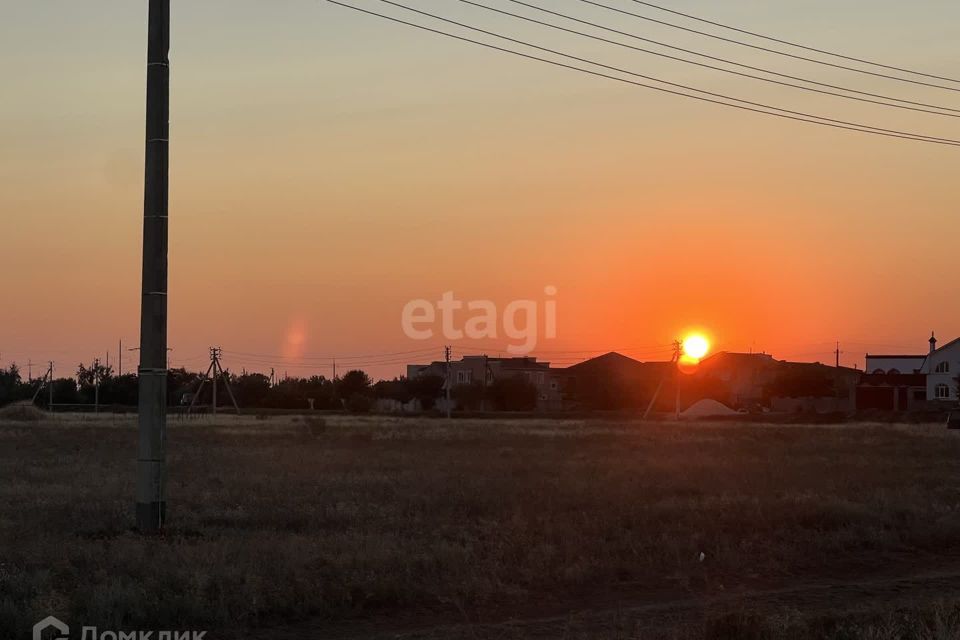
top-left (444, 346), bottom-right (452, 419)
top-left (835, 341), bottom-right (842, 368)
top-left (94, 358), bottom-right (101, 414)
top-left (31, 362), bottom-right (53, 408)
top-left (136, 0), bottom-right (171, 533)
top-left (48, 361), bottom-right (54, 411)
top-left (187, 348), bottom-right (240, 415)
top-left (643, 340), bottom-right (682, 422)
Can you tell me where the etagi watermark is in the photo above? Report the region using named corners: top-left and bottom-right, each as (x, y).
top-left (33, 616), bottom-right (207, 640)
top-left (401, 287), bottom-right (558, 354)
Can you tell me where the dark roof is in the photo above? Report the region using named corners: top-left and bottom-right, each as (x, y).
top-left (561, 352), bottom-right (668, 376)
top-left (866, 354), bottom-right (925, 359)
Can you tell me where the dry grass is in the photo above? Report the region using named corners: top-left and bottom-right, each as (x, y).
top-left (3, 415), bottom-right (960, 638)
top-left (0, 402), bottom-right (46, 422)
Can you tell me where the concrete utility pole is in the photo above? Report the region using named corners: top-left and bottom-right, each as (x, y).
top-left (94, 358), bottom-right (101, 414)
top-left (444, 346), bottom-right (452, 419)
top-left (48, 362), bottom-right (54, 411)
top-left (136, 0), bottom-right (171, 533)
top-left (31, 362), bottom-right (53, 407)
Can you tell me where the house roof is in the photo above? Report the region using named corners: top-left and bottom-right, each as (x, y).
top-left (561, 352), bottom-right (669, 376)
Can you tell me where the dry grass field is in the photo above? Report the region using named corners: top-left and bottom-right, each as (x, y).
top-left (5, 414), bottom-right (960, 639)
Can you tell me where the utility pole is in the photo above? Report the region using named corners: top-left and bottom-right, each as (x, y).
top-left (643, 340), bottom-right (682, 422)
top-left (187, 347), bottom-right (240, 415)
top-left (31, 362), bottom-right (53, 407)
top-left (835, 341), bottom-right (842, 368)
top-left (48, 362), bottom-right (54, 411)
top-left (119, 339), bottom-right (123, 376)
top-left (94, 358), bottom-right (101, 414)
top-left (27, 359), bottom-right (32, 382)
top-left (444, 346), bottom-right (452, 419)
top-left (673, 340), bottom-right (684, 420)
top-left (136, 0), bottom-right (171, 533)
top-left (211, 350), bottom-right (218, 415)
top-left (483, 354), bottom-right (489, 412)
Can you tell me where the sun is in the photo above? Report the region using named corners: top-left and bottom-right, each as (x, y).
top-left (682, 334), bottom-right (710, 360)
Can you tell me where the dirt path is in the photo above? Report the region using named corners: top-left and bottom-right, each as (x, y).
top-left (244, 555), bottom-right (960, 639)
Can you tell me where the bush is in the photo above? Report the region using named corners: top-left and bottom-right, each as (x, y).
top-left (347, 393), bottom-right (372, 414)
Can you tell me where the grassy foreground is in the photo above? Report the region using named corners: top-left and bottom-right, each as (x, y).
top-left (4, 415), bottom-right (960, 639)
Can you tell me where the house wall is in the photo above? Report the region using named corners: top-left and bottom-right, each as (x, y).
top-left (865, 356), bottom-right (925, 374)
top-left (924, 342), bottom-right (960, 401)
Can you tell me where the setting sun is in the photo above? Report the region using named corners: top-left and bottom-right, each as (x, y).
top-left (682, 334), bottom-right (710, 360)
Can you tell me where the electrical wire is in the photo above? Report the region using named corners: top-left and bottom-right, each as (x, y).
top-left (372, 0), bottom-right (959, 143)
top-left (575, 0), bottom-right (960, 92)
top-left (495, 0), bottom-right (960, 117)
top-left (221, 345), bottom-right (444, 362)
top-left (326, 0), bottom-right (960, 146)
top-left (626, 0), bottom-right (960, 85)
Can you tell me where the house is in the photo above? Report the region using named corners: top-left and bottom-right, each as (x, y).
top-left (557, 352), bottom-right (670, 411)
top-left (695, 352), bottom-right (778, 409)
top-left (863, 333), bottom-right (959, 405)
top-left (696, 352), bottom-right (859, 412)
top-left (856, 371), bottom-right (927, 411)
top-left (920, 334), bottom-right (959, 403)
top-left (407, 355), bottom-right (562, 411)
top-left (557, 351), bottom-right (857, 414)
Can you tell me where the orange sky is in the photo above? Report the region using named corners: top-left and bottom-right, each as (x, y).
top-left (3, 1), bottom-right (959, 379)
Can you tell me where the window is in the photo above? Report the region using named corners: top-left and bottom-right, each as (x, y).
top-left (936, 384), bottom-right (951, 399)
top-left (935, 361), bottom-right (951, 374)
top-left (456, 370), bottom-right (472, 384)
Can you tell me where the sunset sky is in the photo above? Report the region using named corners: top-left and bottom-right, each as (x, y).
top-left (3, 1), bottom-right (959, 379)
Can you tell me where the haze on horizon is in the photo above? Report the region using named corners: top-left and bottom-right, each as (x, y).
top-left (3, 0), bottom-right (959, 379)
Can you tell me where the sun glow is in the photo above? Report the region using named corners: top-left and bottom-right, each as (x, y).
top-left (682, 334), bottom-right (710, 360)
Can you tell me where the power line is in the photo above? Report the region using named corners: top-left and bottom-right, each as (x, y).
top-left (220, 345), bottom-right (444, 362)
top-left (574, 0), bottom-right (960, 93)
top-left (495, 0), bottom-right (960, 117)
top-left (626, 0), bottom-right (960, 85)
top-left (329, 0), bottom-right (960, 146)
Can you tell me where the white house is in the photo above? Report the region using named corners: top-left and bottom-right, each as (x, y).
top-left (867, 333), bottom-right (960, 403)
top-left (920, 334), bottom-right (960, 402)
top-left (865, 354), bottom-right (926, 375)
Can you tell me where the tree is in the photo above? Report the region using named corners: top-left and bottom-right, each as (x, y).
top-left (337, 370), bottom-right (372, 400)
top-left (0, 365), bottom-right (22, 407)
top-left (489, 376), bottom-right (538, 411)
top-left (77, 361), bottom-right (114, 404)
top-left (234, 372), bottom-right (271, 407)
top-left (452, 382), bottom-right (486, 411)
top-left (374, 378), bottom-right (414, 403)
top-left (347, 392), bottom-right (373, 413)
top-left (167, 368), bottom-right (203, 406)
top-left (409, 375), bottom-right (445, 410)
top-left (77, 361), bottom-right (113, 388)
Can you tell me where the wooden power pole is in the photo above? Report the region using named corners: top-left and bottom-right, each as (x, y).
top-left (136, 0), bottom-right (170, 533)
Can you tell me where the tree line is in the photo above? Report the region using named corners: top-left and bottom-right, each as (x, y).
top-left (0, 362), bottom-right (540, 412)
